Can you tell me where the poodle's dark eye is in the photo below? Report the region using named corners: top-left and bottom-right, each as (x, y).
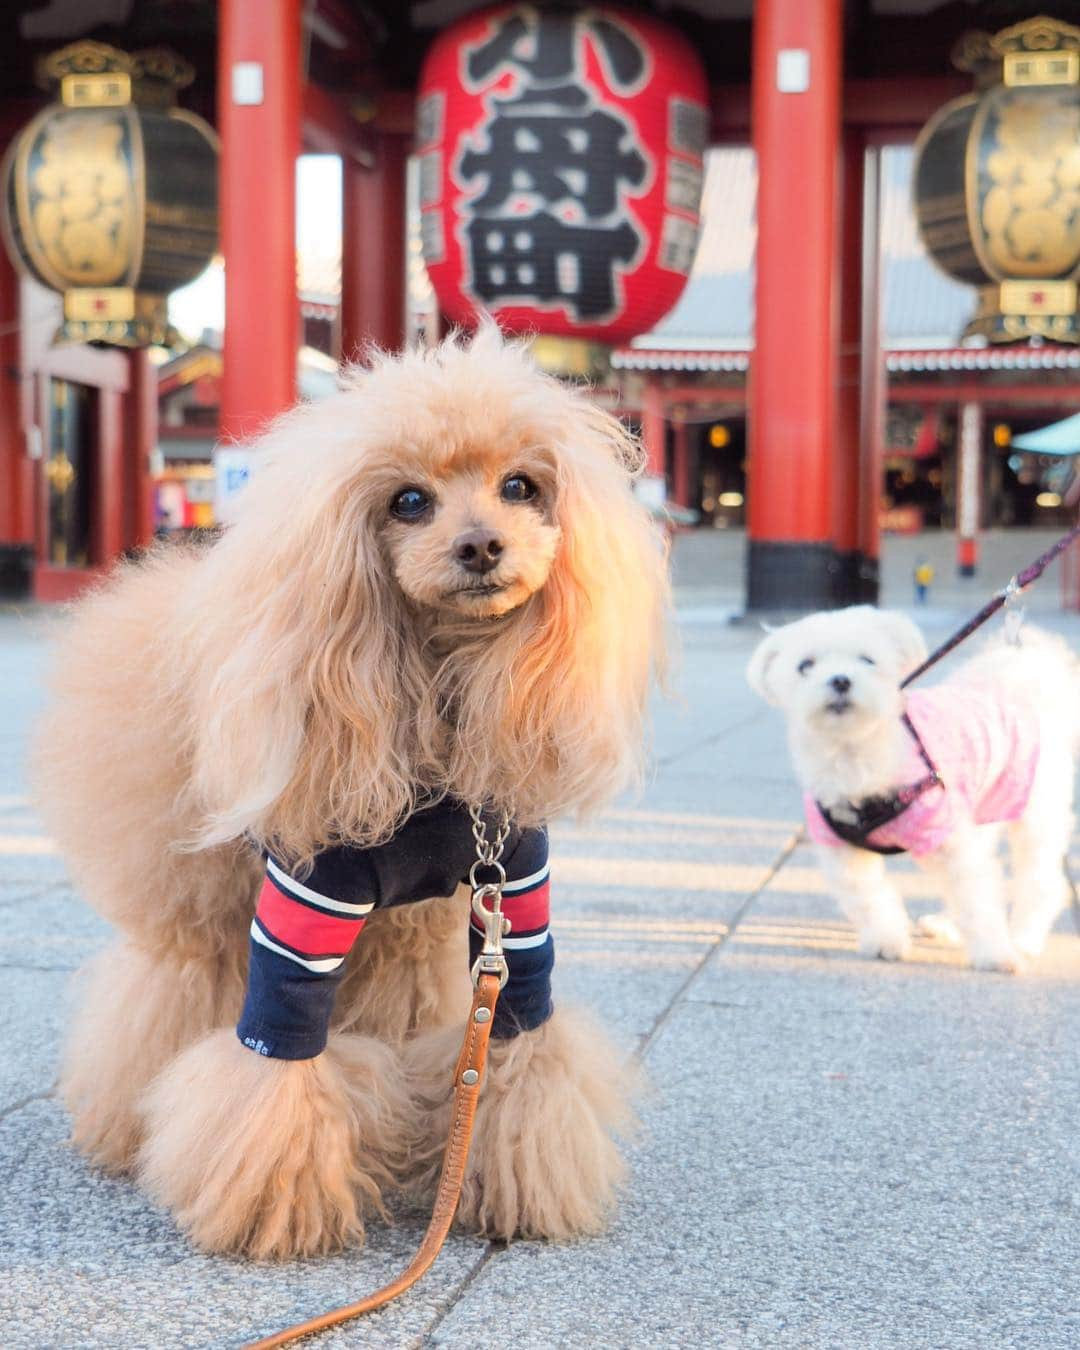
top-left (390, 487), bottom-right (432, 520)
top-left (859, 654), bottom-right (876, 666)
top-left (501, 473), bottom-right (538, 504)
top-left (797, 657), bottom-right (815, 676)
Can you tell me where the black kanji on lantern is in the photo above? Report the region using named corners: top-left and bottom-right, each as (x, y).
top-left (460, 107), bottom-right (646, 217)
top-left (467, 213), bottom-right (638, 317)
top-left (456, 9), bottom-right (651, 323)
top-left (465, 12), bottom-right (646, 91)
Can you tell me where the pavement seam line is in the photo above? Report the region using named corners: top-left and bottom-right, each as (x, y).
top-left (417, 1242), bottom-right (502, 1347)
top-left (0, 1089), bottom-right (53, 1122)
top-left (636, 828), bottom-right (803, 1058)
top-left (412, 831), bottom-right (803, 1341)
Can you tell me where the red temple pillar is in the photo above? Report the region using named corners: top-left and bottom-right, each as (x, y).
top-left (672, 409), bottom-right (691, 510)
top-left (341, 136), bottom-right (408, 360)
top-left (748, 0), bottom-right (842, 610)
top-left (125, 349), bottom-right (157, 549)
top-left (0, 242), bottom-right (32, 596)
top-left (218, 0), bottom-right (300, 441)
top-left (956, 401), bottom-right (982, 576)
top-left (640, 376), bottom-right (666, 511)
top-left (95, 390), bottom-right (125, 564)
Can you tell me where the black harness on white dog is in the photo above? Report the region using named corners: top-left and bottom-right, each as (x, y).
top-left (816, 712), bottom-right (944, 856)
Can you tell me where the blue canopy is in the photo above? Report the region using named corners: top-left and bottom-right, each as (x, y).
top-left (1011, 413), bottom-right (1080, 456)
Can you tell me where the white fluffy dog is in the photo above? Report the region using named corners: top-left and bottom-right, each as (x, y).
top-left (748, 606), bottom-right (1079, 972)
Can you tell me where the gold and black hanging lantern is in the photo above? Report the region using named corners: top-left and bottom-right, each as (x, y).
top-left (1, 41), bottom-right (218, 347)
top-left (914, 16), bottom-right (1080, 343)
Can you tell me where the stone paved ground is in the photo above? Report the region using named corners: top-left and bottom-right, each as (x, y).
top-left (2, 531), bottom-right (1079, 1349)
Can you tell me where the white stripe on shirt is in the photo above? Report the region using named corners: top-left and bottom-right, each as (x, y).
top-left (266, 856), bottom-right (375, 916)
top-left (502, 864), bottom-right (550, 895)
top-left (501, 928), bottom-right (551, 950)
top-left (250, 919), bottom-right (346, 973)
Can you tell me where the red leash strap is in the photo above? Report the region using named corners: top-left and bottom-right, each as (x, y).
top-left (899, 521), bottom-right (1080, 691)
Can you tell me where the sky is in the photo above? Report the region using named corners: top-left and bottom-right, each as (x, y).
top-left (168, 155), bottom-right (344, 343)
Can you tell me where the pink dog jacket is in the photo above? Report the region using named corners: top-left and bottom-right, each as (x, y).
top-left (805, 682), bottom-right (1041, 857)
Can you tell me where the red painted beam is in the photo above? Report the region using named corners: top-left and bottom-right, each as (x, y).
top-left (630, 372), bottom-right (1080, 413)
top-left (650, 384), bottom-right (747, 407)
top-left (711, 74), bottom-right (969, 144)
top-left (351, 71), bottom-right (966, 153)
top-left (218, 0), bottom-right (301, 440)
top-left (845, 76), bottom-right (968, 137)
top-left (302, 82), bottom-right (375, 162)
top-left (888, 382), bottom-right (1080, 407)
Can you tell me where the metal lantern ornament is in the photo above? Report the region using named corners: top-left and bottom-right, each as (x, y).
top-left (914, 16), bottom-right (1080, 344)
top-left (1, 41), bottom-right (218, 347)
top-left (415, 4), bottom-right (709, 344)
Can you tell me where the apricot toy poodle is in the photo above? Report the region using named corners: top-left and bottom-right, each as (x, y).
top-left (35, 326), bottom-right (669, 1259)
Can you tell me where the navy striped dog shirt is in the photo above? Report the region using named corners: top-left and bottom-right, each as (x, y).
top-left (236, 799), bottom-right (553, 1059)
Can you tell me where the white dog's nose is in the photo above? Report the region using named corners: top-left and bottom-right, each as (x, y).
top-left (829, 675), bottom-right (852, 694)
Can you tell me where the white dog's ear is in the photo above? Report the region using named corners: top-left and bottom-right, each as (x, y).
top-left (878, 610), bottom-right (928, 677)
top-left (746, 630), bottom-right (785, 705)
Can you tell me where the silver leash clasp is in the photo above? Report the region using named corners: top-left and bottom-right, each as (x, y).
top-left (1003, 575), bottom-right (1025, 647)
top-left (468, 803), bottom-right (511, 989)
top-left (470, 883), bottom-right (510, 988)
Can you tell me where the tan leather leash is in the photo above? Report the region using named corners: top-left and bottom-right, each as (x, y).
top-left (246, 806), bottom-right (512, 1350)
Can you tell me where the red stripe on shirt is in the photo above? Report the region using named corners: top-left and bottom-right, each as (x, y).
top-left (471, 878), bottom-right (550, 937)
top-left (255, 876), bottom-right (366, 958)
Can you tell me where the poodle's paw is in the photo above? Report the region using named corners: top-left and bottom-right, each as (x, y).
top-left (914, 912), bottom-right (962, 946)
top-left (404, 1007), bottom-right (638, 1241)
top-left (137, 1029), bottom-right (411, 1258)
top-left (64, 1080), bottom-right (142, 1175)
top-left (857, 917), bottom-right (911, 962)
top-left (63, 1010), bottom-right (143, 1174)
top-left (60, 943), bottom-right (231, 1176)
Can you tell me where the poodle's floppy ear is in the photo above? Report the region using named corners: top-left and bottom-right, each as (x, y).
top-left (447, 393), bottom-right (669, 822)
top-left (540, 400), bottom-right (669, 808)
top-left (178, 397), bottom-right (418, 862)
top-left (746, 628), bottom-right (787, 706)
top-left (876, 609), bottom-right (928, 678)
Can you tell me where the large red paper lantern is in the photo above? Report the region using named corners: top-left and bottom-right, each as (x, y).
top-left (416, 4), bottom-right (708, 343)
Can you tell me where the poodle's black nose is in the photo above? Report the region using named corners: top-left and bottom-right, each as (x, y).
top-left (829, 674), bottom-right (852, 694)
top-left (455, 529), bottom-right (505, 574)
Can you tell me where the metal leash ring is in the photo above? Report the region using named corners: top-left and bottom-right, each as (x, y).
top-left (468, 856), bottom-right (506, 890)
top-left (468, 805), bottom-right (511, 989)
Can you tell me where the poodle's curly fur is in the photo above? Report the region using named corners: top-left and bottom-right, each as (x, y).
top-left (35, 327), bottom-right (668, 1258)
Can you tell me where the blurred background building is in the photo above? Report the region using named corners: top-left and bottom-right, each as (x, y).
top-left (0, 1), bottom-right (1078, 610)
